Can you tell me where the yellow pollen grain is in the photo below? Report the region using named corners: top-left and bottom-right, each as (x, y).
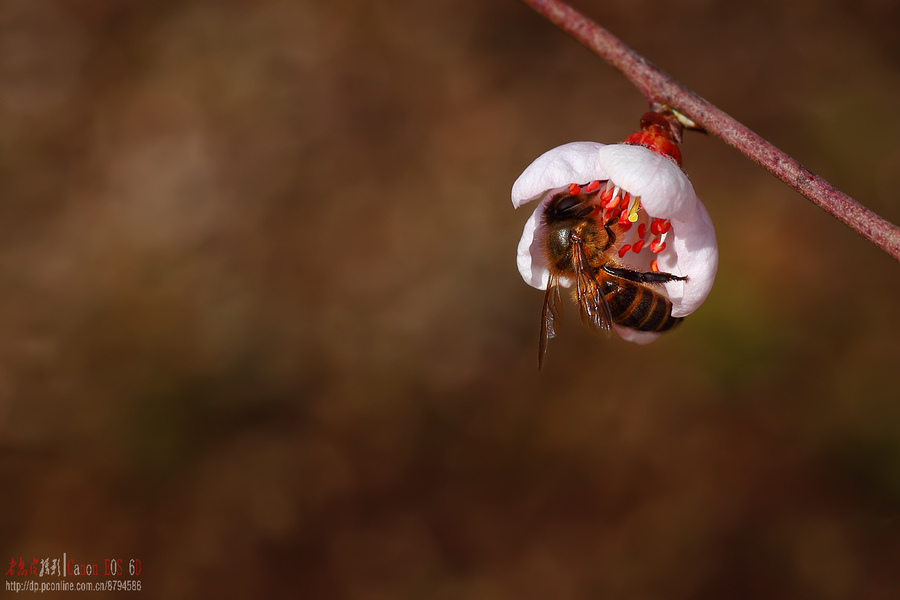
top-left (627, 196), bottom-right (642, 223)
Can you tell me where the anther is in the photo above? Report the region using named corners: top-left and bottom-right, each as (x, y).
top-left (632, 239), bottom-right (645, 253)
top-left (650, 259), bottom-right (659, 273)
top-left (568, 183), bottom-right (581, 195)
top-left (627, 196), bottom-right (642, 223)
top-left (603, 191), bottom-right (620, 210)
top-left (651, 218), bottom-right (671, 236)
top-left (618, 244), bottom-right (631, 258)
top-left (584, 180), bottom-right (601, 193)
top-left (650, 230), bottom-right (668, 254)
top-left (638, 223), bottom-right (647, 239)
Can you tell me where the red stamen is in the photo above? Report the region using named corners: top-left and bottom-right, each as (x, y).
top-left (651, 218), bottom-right (671, 235)
top-left (568, 183), bottom-right (581, 195)
top-left (619, 220), bottom-right (632, 232)
top-left (618, 244), bottom-right (631, 258)
top-left (638, 223), bottom-right (647, 239)
top-left (650, 259), bottom-right (659, 273)
top-left (632, 239), bottom-right (645, 253)
top-left (601, 189), bottom-right (620, 210)
top-left (650, 239), bottom-right (666, 254)
top-left (584, 180), bottom-right (601, 193)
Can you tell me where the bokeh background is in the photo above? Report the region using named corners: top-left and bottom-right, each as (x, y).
top-left (2, 0), bottom-right (900, 597)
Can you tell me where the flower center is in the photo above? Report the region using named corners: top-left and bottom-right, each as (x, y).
top-left (594, 180), bottom-right (671, 273)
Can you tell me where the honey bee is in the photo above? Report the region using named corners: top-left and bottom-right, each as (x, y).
top-left (538, 184), bottom-right (687, 370)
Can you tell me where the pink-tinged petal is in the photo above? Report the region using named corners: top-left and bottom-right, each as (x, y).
top-left (664, 201), bottom-right (718, 317)
top-left (597, 144), bottom-right (695, 219)
top-left (516, 196), bottom-right (550, 289)
top-left (512, 142), bottom-right (607, 208)
top-left (613, 326), bottom-right (661, 345)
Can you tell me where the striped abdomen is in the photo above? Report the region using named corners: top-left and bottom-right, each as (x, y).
top-left (602, 279), bottom-right (682, 332)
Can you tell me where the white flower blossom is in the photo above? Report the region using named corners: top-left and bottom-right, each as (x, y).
top-left (512, 141), bottom-right (718, 343)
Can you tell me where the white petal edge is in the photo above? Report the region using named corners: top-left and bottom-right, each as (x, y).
top-left (614, 326), bottom-right (660, 345)
top-left (664, 199), bottom-right (718, 317)
top-left (511, 142), bottom-right (608, 208)
top-left (516, 196), bottom-right (550, 289)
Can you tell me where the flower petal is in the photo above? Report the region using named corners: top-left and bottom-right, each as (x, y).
top-left (596, 143), bottom-right (717, 317)
top-left (613, 326), bottom-right (661, 345)
top-left (511, 142), bottom-right (607, 208)
top-left (596, 144), bottom-right (695, 219)
top-left (662, 200), bottom-right (718, 317)
top-left (516, 195), bottom-right (550, 289)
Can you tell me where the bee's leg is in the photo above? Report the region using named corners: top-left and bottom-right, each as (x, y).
top-left (601, 264), bottom-right (687, 284)
top-left (601, 218), bottom-right (617, 252)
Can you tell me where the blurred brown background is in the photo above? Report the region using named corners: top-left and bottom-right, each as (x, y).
top-left (1, 0), bottom-right (899, 597)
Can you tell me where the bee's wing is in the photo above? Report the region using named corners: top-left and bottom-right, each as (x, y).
top-left (572, 240), bottom-right (613, 337)
top-left (539, 275), bottom-right (563, 371)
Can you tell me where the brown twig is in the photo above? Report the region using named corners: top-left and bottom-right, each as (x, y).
top-left (520, 0), bottom-right (900, 262)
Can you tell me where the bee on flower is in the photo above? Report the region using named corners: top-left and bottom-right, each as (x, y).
top-left (512, 111), bottom-right (718, 369)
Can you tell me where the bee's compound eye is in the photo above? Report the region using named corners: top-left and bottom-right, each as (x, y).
top-left (547, 226), bottom-right (571, 257)
top-left (554, 193), bottom-right (580, 213)
top-left (551, 192), bottom-right (593, 218)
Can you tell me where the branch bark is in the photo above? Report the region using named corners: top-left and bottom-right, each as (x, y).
top-left (520, 0), bottom-right (900, 262)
